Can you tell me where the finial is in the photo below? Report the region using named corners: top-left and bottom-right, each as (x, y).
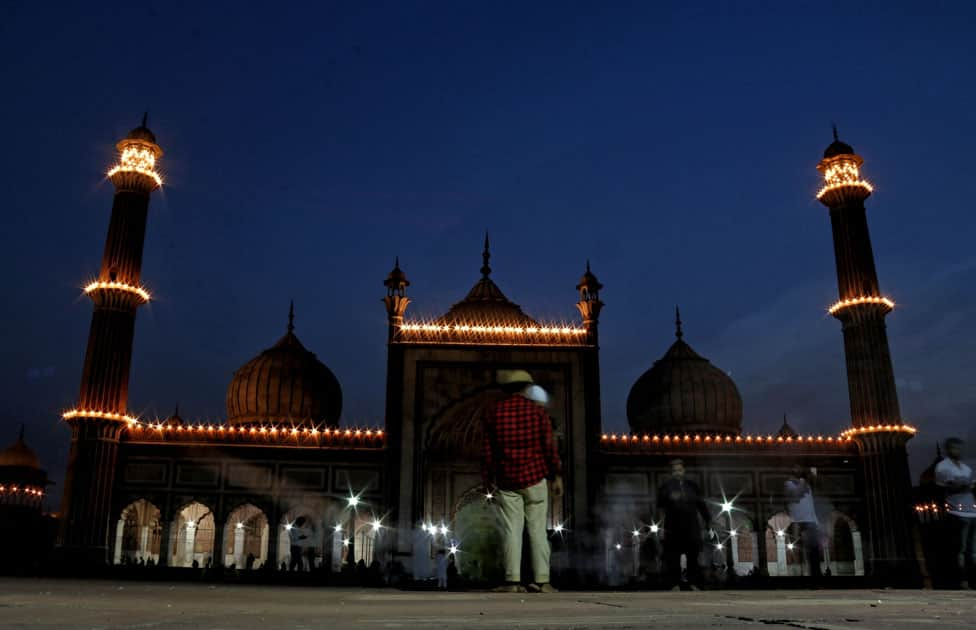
top-left (675, 305), bottom-right (683, 339)
top-left (142, 112), bottom-right (149, 128)
top-left (18, 423), bottom-right (25, 442)
top-left (831, 122), bottom-right (838, 142)
top-left (394, 256), bottom-right (400, 270)
top-left (480, 231), bottom-right (491, 278)
top-left (287, 300), bottom-right (295, 333)
top-left (586, 259), bottom-right (591, 273)
top-left (174, 403), bottom-right (180, 417)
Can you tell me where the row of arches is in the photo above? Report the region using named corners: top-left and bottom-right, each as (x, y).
top-left (605, 509), bottom-right (863, 580)
top-left (113, 499), bottom-right (383, 569)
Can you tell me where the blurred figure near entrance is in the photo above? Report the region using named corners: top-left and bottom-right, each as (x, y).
top-left (657, 459), bottom-right (712, 591)
top-left (935, 438), bottom-right (976, 589)
top-left (785, 464), bottom-right (823, 582)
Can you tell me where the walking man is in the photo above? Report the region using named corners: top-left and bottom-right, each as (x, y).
top-left (935, 437), bottom-right (976, 589)
top-left (482, 369), bottom-right (563, 593)
top-left (657, 459), bottom-right (713, 590)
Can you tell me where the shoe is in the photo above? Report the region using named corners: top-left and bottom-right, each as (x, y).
top-left (670, 585), bottom-right (681, 592)
top-left (528, 583), bottom-right (558, 593)
top-left (492, 583), bottom-right (527, 593)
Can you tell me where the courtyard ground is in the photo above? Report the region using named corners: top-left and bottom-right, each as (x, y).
top-left (0, 578), bottom-right (974, 629)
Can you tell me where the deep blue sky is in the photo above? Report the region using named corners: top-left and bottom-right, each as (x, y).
top-left (2, 1), bottom-right (975, 504)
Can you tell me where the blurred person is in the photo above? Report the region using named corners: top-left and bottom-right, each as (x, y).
top-left (657, 459), bottom-right (713, 590)
top-left (482, 369), bottom-right (563, 593)
top-left (785, 464), bottom-right (823, 582)
top-left (935, 437), bottom-right (976, 589)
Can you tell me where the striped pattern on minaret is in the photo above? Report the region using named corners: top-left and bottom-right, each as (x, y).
top-left (816, 136), bottom-right (901, 428)
top-left (59, 118), bottom-right (162, 560)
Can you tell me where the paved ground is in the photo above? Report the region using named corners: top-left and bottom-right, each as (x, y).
top-left (0, 579), bottom-right (974, 629)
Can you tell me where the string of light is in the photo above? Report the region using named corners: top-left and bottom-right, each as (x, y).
top-left (828, 296), bottom-right (894, 315)
top-left (83, 281), bottom-right (151, 303)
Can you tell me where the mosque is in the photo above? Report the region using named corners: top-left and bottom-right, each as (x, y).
top-left (48, 118), bottom-right (923, 584)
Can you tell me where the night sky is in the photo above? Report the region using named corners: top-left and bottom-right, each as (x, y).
top-left (2, 2), bottom-right (975, 506)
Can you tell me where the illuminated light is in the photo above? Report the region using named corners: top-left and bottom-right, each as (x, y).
top-left (632, 529), bottom-right (640, 537)
top-left (334, 524), bottom-right (343, 533)
top-left (615, 543), bottom-right (622, 550)
top-left (720, 501), bottom-right (734, 513)
top-left (828, 295), bottom-right (895, 315)
top-left (840, 423), bottom-right (917, 439)
top-left (601, 434), bottom-right (608, 441)
top-left (715, 543), bottom-right (723, 551)
top-left (485, 492), bottom-right (494, 500)
top-left (554, 523), bottom-right (564, 533)
top-left (730, 529), bottom-right (738, 537)
top-left (62, 409), bottom-right (138, 423)
top-left (787, 543), bottom-right (795, 551)
top-left (284, 523), bottom-right (293, 531)
top-left (291, 428), bottom-right (298, 435)
top-left (438, 525), bottom-right (449, 535)
top-left (397, 320), bottom-right (587, 345)
top-left (370, 519), bottom-right (383, 532)
top-left (107, 143), bottom-right (163, 188)
top-left (342, 538), bottom-right (350, 546)
top-left (347, 496), bottom-right (360, 508)
top-left (816, 156), bottom-right (873, 201)
top-left (236, 522), bottom-right (244, 529)
top-left (187, 520), bottom-right (195, 528)
top-left (449, 545), bottom-right (459, 554)
top-left (650, 524), bottom-right (660, 534)
top-left (82, 281), bottom-right (151, 303)
top-left (311, 428), bottom-right (319, 435)
top-left (776, 530), bottom-right (785, 538)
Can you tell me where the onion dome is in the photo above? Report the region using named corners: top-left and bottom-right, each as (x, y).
top-left (626, 308), bottom-right (743, 436)
top-left (577, 260), bottom-right (602, 293)
top-left (0, 426), bottom-right (41, 469)
top-left (436, 234), bottom-right (538, 327)
top-left (226, 302), bottom-right (342, 426)
top-left (823, 124), bottom-right (854, 158)
top-left (126, 112), bottom-right (157, 144)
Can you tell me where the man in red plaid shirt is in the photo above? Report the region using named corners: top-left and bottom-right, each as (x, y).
top-left (482, 369), bottom-right (563, 593)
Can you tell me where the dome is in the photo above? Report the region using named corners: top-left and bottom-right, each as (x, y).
top-left (226, 306), bottom-right (342, 426)
top-left (626, 312), bottom-right (742, 436)
top-left (823, 139), bottom-right (854, 159)
top-left (436, 234), bottom-right (538, 328)
top-left (823, 125), bottom-right (854, 158)
top-left (0, 428), bottom-right (40, 469)
top-left (125, 113), bottom-right (157, 144)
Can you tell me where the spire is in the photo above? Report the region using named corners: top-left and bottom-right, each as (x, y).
top-left (480, 232), bottom-right (491, 278)
top-left (18, 423), bottom-right (24, 442)
top-left (174, 403), bottom-right (180, 417)
top-left (287, 300), bottom-right (295, 333)
top-left (675, 305), bottom-right (683, 340)
top-left (831, 122), bottom-right (838, 142)
top-left (586, 259), bottom-right (591, 274)
top-left (394, 255), bottom-right (400, 270)
top-left (142, 111), bottom-right (149, 128)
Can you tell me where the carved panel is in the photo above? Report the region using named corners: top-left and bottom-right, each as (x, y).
top-left (123, 461), bottom-right (167, 484)
top-left (175, 463), bottom-right (220, 487)
top-left (281, 467), bottom-right (327, 490)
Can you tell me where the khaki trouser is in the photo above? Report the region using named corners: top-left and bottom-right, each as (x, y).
top-left (496, 479), bottom-right (550, 583)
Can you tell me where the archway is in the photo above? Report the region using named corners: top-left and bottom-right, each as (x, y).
top-left (764, 512), bottom-right (801, 576)
top-left (452, 487), bottom-right (503, 585)
top-left (170, 502), bottom-right (215, 568)
top-left (113, 499), bottom-right (161, 565)
top-left (222, 504), bottom-right (269, 570)
top-left (826, 511), bottom-right (863, 576)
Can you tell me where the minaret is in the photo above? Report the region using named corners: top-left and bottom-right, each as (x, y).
top-left (59, 115), bottom-right (163, 563)
top-left (816, 128), bottom-right (919, 581)
top-left (575, 260), bottom-right (604, 346)
top-left (383, 257), bottom-right (410, 342)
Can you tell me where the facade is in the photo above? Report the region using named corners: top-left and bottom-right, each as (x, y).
top-left (54, 119), bottom-right (922, 584)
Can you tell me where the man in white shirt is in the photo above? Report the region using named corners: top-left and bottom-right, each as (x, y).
top-left (934, 437), bottom-right (976, 589)
top-left (784, 464), bottom-right (822, 581)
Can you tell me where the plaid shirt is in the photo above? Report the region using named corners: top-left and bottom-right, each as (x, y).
top-left (482, 393), bottom-right (561, 490)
